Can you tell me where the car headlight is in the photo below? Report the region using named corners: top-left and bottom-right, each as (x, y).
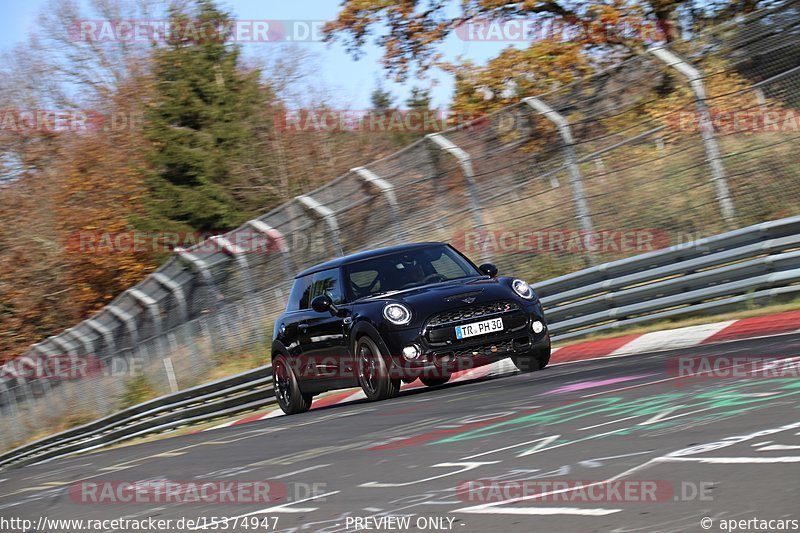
top-left (512, 279), bottom-right (535, 300)
top-left (383, 303), bottom-right (412, 325)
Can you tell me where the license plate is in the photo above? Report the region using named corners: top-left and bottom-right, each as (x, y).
top-left (455, 317), bottom-right (504, 339)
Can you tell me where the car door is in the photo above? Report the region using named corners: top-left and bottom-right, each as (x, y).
top-left (299, 268), bottom-right (353, 389)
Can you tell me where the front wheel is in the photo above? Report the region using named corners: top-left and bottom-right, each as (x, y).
top-left (356, 336), bottom-right (401, 401)
top-left (273, 355), bottom-right (313, 415)
top-left (511, 346), bottom-right (551, 373)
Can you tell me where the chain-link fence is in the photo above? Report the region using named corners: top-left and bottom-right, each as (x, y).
top-left (2, 1), bottom-right (799, 451)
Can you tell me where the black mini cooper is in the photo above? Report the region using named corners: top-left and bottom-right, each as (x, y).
top-left (271, 242), bottom-right (550, 414)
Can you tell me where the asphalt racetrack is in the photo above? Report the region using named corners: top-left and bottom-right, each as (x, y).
top-left (1, 333), bottom-right (799, 533)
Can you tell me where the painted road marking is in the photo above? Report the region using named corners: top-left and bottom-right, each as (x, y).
top-left (456, 506), bottom-right (622, 516)
top-left (661, 456), bottom-right (800, 463)
top-left (360, 462), bottom-right (500, 488)
top-left (756, 444), bottom-right (800, 451)
top-left (460, 436), bottom-right (560, 460)
top-left (548, 374), bottom-right (657, 394)
top-left (151, 451), bottom-right (187, 458)
top-left (272, 464), bottom-right (331, 479)
top-left (610, 321), bottom-right (736, 356)
top-left (578, 414), bottom-right (644, 431)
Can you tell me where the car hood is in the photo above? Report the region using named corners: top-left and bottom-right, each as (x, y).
top-left (367, 277), bottom-right (518, 308)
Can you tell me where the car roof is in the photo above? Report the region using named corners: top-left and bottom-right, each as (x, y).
top-left (295, 242), bottom-right (449, 278)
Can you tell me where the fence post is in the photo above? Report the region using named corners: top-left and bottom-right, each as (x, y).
top-left (352, 166), bottom-right (405, 243)
top-left (151, 272), bottom-right (189, 323)
top-left (107, 305), bottom-right (140, 351)
top-left (649, 46), bottom-right (736, 226)
top-left (66, 326), bottom-right (94, 358)
top-left (210, 235), bottom-right (261, 345)
top-left (297, 195), bottom-right (344, 256)
top-left (247, 220), bottom-right (294, 280)
top-left (176, 250), bottom-right (221, 356)
top-left (85, 319), bottom-right (117, 361)
top-left (524, 96), bottom-right (597, 266)
top-left (152, 272), bottom-right (198, 367)
top-left (425, 133), bottom-right (491, 262)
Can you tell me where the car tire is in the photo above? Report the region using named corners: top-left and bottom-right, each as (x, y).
top-left (511, 346), bottom-right (551, 373)
top-left (356, 336), bottom-right (401, 401)
top-left (420, 372), bottom-right (452, 387)
top-left (273, 355), bottom-right (313, 415)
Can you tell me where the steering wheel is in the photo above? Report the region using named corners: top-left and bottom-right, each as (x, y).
top-left (422, 273), bottom-right (446, 284)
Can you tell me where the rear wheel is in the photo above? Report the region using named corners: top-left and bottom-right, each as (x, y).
top-left (356, 336), bottom-right (401, 401)
top-left (511, 346), bottom-right (551, 373)
top-left (273, 355), bottom-right (312, 415)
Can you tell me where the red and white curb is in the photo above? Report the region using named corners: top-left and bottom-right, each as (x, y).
top-left (201, 309), bottom-right (800, 432)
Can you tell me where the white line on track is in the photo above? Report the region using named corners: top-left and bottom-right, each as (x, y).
top-left (660, 456), bottom-right (800, 463)
top-left (272, 464), bottom-right (331, 479)
top-left (456, 506), bottom-right (622, 516)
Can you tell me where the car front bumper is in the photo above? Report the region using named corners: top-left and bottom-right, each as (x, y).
top-left (382, 301), bottom-right (550, 377)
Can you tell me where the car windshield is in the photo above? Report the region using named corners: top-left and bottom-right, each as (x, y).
top-left (346, 245), bottom-right (481, 300)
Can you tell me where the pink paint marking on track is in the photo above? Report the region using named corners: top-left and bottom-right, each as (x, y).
top-left (547, 373), bottom-right (658, 394)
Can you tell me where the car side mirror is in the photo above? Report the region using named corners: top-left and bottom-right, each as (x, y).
top-left (312, 294), bottom-right (344, 316)
top-left (311, 295), bottom-right (333, 313)
top-left (479, 263), bottom-right (498, 278)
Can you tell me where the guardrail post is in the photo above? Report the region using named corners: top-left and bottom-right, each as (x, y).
top-left (649, 46), bottom-right (736, 226)
top-left (352, 166), bottom-right (405, 243)
top-left (524, 97), bottom-right (597, 266)
top-left (246, 219), bottom-right (295, 280)
top-left (297, 195), bottom-right (344, 256)
top-left (426, 133), bottom-right (491, 262)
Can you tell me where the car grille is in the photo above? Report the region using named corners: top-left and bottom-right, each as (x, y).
top-left (427, 301), bottom-right (519, 327)
top-left (452, 339), bottom-right (515, 358)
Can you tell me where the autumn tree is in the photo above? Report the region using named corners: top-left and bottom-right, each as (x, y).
top-left (325, 0), bottom-right (763, 86)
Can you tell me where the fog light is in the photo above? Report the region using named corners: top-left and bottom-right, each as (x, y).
top-left (531, 320), bottom-right (545, 334)
top-left (402, 345), bottom-right (421, 361)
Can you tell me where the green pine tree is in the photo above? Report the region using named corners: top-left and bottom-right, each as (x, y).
top-left (141, 0), bottom-right (263, 233)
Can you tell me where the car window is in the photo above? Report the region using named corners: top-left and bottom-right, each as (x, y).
top-left (346, 245), bottom-right (480, 299)
top-left (309, 268), bottom-right (343, 306)
top-left (287, 274), bottom-right (313, 311)
top-left (431, 253), bottom-right (467, 279)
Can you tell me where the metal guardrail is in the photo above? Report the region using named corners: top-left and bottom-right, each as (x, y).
top-left (1, 216), bottom-right (797, 471)
top-left (535, 216), bottom-right (800, 339)
top-left (0, 366), bottom-right (274, 470)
